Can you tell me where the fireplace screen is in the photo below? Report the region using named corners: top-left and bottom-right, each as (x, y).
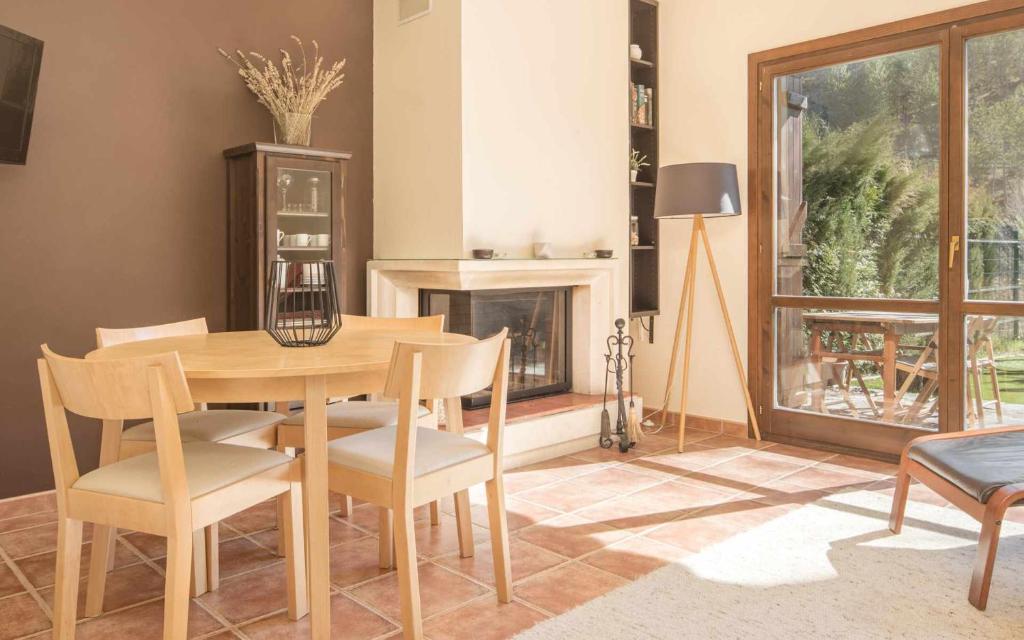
top-left (420, 287), bottom-right (571, 408)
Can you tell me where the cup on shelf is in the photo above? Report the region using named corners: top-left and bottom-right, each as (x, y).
top-left (313, 233), bottom-right (330, 247)
top-left (302, 263), bottom-right (324, 285)
top-left (285, 233), bottom-right (311, 247)
top-left (277, 229), bottom-right (286, 246)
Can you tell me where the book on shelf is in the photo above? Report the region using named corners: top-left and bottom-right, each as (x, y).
top-left (630, 82), bottom-right (654, 126)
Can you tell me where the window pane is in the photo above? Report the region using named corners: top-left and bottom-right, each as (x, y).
top-left (965, 29), bottom-right (1024, 301)
top-left (774, 47), bottom-right (941, 299)
top-left (775, 308), bottom-right (939, 430)
top-left (964, 315), bottom-right (1024, 428)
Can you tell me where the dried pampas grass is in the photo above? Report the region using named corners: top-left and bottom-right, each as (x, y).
top-left (219, 36), bottom-right (345, 142)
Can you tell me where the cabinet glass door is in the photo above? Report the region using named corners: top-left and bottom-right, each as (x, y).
top-left (268, 160), bottom-right (335, 263)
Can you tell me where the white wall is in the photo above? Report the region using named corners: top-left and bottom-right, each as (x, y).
top-left (460, 0), bottom-right (629, 262)
top-left (632, 0), bottom-right (975, 423)
top-left (373, 0), bottom-right (463, 258)
top-left (375, 0), bottom-right (631, 320)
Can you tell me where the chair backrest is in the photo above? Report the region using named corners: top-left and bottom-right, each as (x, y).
top-left (384, 329), bottom-right (508, 401)
top-left (383, 330), bottom-right (511, 490)
top-left (38, 345), bottom-right (194, 512)
top-left (340, 314), bottom-right (444, 333)
top-left (95, 317), bottom-right (209, 348)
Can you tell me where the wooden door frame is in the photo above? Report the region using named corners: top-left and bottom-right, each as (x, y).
top-left (747, 0), bottom-right (1024, 457)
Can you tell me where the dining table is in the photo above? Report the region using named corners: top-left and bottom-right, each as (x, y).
top-left (87, 327), bottom-right (476, 640)
top-left (801, 310), bottom-right (939, 422)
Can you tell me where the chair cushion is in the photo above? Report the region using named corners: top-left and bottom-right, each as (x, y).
top-left (282, 401), bottom-right (430, 430)
top-left (122, 410), bottom-right (285, 443)
top-left (73, 442), bottom-right (293, 503)
top-left (327, 426), bottom-right (491, 479)
top-left (908, 431), bottom-right (1024, 503)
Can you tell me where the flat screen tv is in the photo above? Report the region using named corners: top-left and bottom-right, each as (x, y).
top-left (0, 24), bottom-right (43, 165)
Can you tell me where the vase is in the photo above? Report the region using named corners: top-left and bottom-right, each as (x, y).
top-left (630, 169), bottom-right (639, 182)
top-left (274, 112), bottom-right (313, 146)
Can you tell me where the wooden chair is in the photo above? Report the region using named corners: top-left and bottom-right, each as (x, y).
top-left (276, 314), bottom-right (456, 566)
top-left (965, 316), bottom-right (1003, 427)
top-left (889, 425), bottom-right (1024, 610)
top-left (38, 346), bottom-right (307, 640)
top-left (893, 329), bottom-right (940, 424)
top-left (326, 330), bottom-right (512, 638)
top-left (893, 318), bottom-right (1003, 427)
top-left (94, 318), bottom-right (286, 595)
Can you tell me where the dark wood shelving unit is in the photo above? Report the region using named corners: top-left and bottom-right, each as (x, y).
top-left (224, 142), bottom-right (350, 331)
top-left (629, 0), bottom-right (659, 322)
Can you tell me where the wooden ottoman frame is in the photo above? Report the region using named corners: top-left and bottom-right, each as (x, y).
top-left (889, 425), bottom-right (1024, 610)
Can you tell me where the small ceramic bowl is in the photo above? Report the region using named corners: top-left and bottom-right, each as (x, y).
top-left (595, 249), bottom-right (614, 258)
top-left (472, 249), bottom-right (494, 259)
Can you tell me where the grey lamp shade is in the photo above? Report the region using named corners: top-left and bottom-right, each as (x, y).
top-left (654, 162), bottom-right (742, 218)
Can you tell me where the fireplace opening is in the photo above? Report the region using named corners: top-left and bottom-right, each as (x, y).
top-left (420, 286), bottom-right (572, 408)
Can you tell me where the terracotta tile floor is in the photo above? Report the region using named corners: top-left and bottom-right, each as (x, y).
top-left (0, 428), bottom-right (928, 640)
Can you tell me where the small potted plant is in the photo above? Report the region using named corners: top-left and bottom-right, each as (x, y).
top-left (630, 148), bottom-right (650, 182)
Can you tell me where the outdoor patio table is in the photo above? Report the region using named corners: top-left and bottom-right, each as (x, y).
top-left (87, 327), bottom-right (475, 640)
top-left (801, 311), bottom-right (939, 422)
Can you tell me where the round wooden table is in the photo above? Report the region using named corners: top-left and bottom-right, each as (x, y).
top-left (88, 328), bottom-right (475, 639)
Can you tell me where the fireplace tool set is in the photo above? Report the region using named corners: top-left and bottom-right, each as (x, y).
top-left (600, 318), bottom-right (640, 452)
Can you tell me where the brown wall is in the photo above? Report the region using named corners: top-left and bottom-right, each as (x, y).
top-left (0, 1), bottom-right (373, 498)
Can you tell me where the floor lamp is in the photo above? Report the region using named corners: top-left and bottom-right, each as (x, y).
top-left (653, 162), bottom-right (762, 452)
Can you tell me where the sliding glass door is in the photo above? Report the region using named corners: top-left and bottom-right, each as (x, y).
top-left (753, 9), bottom-right (1024, 456)
top-left (956, 15), bottom-right (1024, 432)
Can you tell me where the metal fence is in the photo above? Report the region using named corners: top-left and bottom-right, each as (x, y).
top-left (969, 237), bottom-right (1022, 340)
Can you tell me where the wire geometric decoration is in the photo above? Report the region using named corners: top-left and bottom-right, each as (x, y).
top-left (265, 259), bottom-right (341, 347)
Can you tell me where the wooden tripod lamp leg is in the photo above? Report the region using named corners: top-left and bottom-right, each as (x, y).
top-left (676, 218), bottom-right (702, 452)
top-left (658, 214), bottom-right (700, 431)
top-left (697, 216), bottom-right (762, 440)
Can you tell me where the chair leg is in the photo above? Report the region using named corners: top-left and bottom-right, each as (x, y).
top-left (378, 507), bottom-right (394, 569)
top-left (486, 476), bottom-right (513, 603)
top-left (53, 517), bottom-right (84, 639)
top-left (276, 445), bottom-right (291, 557)
top-left (453, 490), bottom-right (474, 558)
top-left (205, 524), bottom-right (219, 591)
top-left (337, 494), bottom-right (354, 518)
top-left (188, 529), bottom-right (208, 597)
top-left (965, 376), bottom-right (977, 428)
top-left (971, 362), bottom-right (985, 424)
top-left (888, 460), bottom-right (912, 534)
top-left (164, 532), bottom-right (193, 640)
top-left (85, 524), bottom-right (115, 617)
top-left (969, 510), bottom-right (1004, 610)
top-left (282, 482), bottom-right (309, 620)
top-left (987, 362), bottom-right (1003, 423)
top-left (393, 504), bottom-right (423, 639)
top-left (429, 500), bottom-right (440, 526)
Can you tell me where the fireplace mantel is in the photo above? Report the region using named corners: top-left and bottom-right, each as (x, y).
top-left (367, 258), bottom-right (619, 394)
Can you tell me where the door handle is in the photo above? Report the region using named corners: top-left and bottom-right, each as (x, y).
top-left (948, 235), bottom-right (960, 269)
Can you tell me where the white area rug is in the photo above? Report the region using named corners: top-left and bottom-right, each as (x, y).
top-left (515, 490), bottom-right (1024, 639)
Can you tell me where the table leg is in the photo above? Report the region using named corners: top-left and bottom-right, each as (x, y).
top-left (303, 375), bottom-right (330, 639)
top-left (810, 327), bottom-right (824, 412)
top-left (882, 330), bottom-right (898, 422)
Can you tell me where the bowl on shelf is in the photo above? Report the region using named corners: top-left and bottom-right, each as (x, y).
top-left (595, 249), bottom-right (613, 259)
top-left (472, 249), bottom-right (494, 259)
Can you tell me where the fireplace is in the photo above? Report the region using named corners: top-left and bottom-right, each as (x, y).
top-left (420, 286), bottom-right (572, 408)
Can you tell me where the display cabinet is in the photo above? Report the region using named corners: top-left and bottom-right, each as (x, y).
top-left (225, 143), bottom-right (351, 330)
